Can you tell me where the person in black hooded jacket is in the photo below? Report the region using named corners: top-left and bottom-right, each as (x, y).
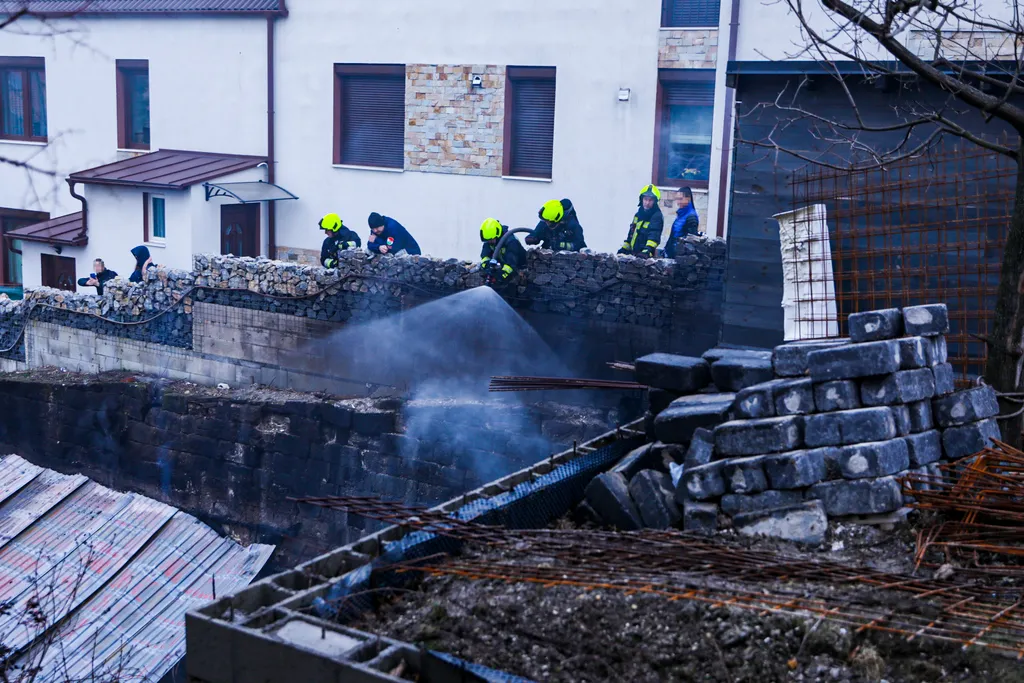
top-left (618, 184), bottom-right (664, 258)
top-left (129, 245), bottom-right (154, 283)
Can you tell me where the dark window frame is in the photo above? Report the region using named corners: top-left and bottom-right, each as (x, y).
top-left (653, 69), bottom-right (716, 189)
top-left (661, 0), bottom-right (721, 27)
top-left (0, 57), bottom-right (47, 143)
top-left (116, 59), bottom-right (150, 151)
top-left (332, 63), bottom-right (406, 169)
top-left (40, 253), bottom-right (76, 292)
top-left (0, 207), bottom-right (48, 287)
top-left (503, 66), bottom-right (557, 179)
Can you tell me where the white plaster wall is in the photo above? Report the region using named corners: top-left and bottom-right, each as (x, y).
top-left (189, 167), bottom-right (270, 258)
top-left (20, 242), bottom-right (87, 291)
top-left (0, 15), bottom-right (267, 219)
top-left (273, 0), bottom-right (664, 260)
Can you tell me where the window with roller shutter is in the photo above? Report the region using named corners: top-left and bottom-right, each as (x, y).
top-left (333, 64), bottom-right (406, 169)
top-left (504, 66), bottom-right (556, 179)
top-left (654, 70), bottom-right (715, 187)
top-left (661, 0), bottom-right (721, 27)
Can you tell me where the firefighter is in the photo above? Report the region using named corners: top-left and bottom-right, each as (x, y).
top-left (524, 199), bottom-right (587, 252)
top-left (367, 212), bottom-right (422, 256)
top-left (318, 213), bottom-right (361, 268)
top-left (618, 184), bottom-right (664, 258)
top-left (479, 218), bottom-right (527, 286)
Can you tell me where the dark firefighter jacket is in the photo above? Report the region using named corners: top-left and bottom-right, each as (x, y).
top-left (480, 231), bottom-right (527, 281)
top-left (665, 206), bottom-right (700, 258)
top-left (77, 268), bottom-right (118, 295)
top-left (368, 217), bottom-right (422, 256)
top-left (620, 205), bottom-right (664, 257)
top-left (320, 228), bottom-right (362, 268)
top-left (526, 200), bottom-right (587, 251)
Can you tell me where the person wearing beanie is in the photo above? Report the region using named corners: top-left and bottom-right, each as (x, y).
top-left (367, 212), bottom-right (421, 256)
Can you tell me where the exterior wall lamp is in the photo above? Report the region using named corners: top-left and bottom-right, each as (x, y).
top-left (618, 87), bottom-right (630, 101)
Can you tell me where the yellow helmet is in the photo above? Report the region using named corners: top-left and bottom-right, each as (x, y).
top-left (540, 199), bottom-right (564, 223)
top-left (639, 184), bottom-right (662, 203)
top-left (480, 218), bottom-right (504, 241)
top-left (319, 213), bottom-right (343, 232)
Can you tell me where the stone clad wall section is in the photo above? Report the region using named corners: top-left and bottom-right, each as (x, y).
top-left (405, 64), bottom-right (505, 176)
top-left (658, 29), bottom-right (719, 69)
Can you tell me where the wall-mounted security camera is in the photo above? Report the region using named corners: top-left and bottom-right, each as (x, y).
top-left (471, 75), bottom-right (483, 88)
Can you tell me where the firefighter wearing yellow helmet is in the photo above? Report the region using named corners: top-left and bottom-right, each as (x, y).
top-left (525, 199), bottom-right (587, 252)
top-left (618, 185), bottom-right (664, 258)
top-left (479, 218), bottom-right (527, 285)
top-left (318, 213), bottom-right (362, 268)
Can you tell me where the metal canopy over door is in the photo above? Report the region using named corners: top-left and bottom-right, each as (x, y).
top-left (40, 254), bottom-right (76, 291)
top-left (220, 204), bottom-right (260, 258)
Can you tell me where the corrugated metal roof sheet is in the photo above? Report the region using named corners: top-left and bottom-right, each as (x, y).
top-left (0, 455), bottom-right (273, 682)
top-left (6, 211), bottom-right (87, 247)
top-left (0, 0), bottom-right (284, 15)
top-left (69, 149), bottom-right (268, 190)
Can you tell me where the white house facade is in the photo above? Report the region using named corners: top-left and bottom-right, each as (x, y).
top-left (0, 0), bottom-right (734, 292)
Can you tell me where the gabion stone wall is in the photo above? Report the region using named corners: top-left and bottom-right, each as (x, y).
top-left (0, 240), bottom-right (726, 364)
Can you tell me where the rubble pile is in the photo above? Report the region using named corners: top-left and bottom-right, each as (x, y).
top-left (584, 303), bottom-right (1003, 545)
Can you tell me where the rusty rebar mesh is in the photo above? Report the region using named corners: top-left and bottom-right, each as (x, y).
top-left (789, 140), bottom-right (1015, 382)
top-left (903, 440), bottom-right (1024, 570)
top-left (489, 376), bottom-right (646, 392)
top-left (295, 495), bottom-right (1024, 656)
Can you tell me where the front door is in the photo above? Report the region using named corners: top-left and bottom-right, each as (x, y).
top-left (220, 204), bottom-right (260, 257)
top-left (40, 254), bottom-right (76, 292)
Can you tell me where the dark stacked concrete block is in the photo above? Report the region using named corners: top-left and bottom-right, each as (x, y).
top-left (734, 500), bottom-right (828, 545)
top-left (682, 502), bottom-right (719, 534)
top-left (898, 337), bottom-right (928, 369)
top-left (902, 304), bottom-right (949, 337)
top-left (628, 470), bottom-right (681, 529)
top-left (848, 308), bottom-right (903, 342)
top-left (710, 354), bottom-right (775, 392)
top-left (803, 407), bottom-right (897, 448)
top-left (860, 368), bottom-right (936, 406)
top-left (837, 440), bottom-right (910, 479)
top-left (681, 461), bottom-right (727, 501)
top-left (634, 353), bottom-right (711, 393)
top-left (813, 380), bottom-right (860, 412)
top-left (722, 456), bottom-right (768, 494)
top-left (761, 448), bottom-right (831, 489)
top-left (772, 339), bottom-right (850, 378)
top-left (714, 416), bottom-right (803, 456)
top-left (684, 428), bottom-right (714, 468)
top-left (932, 363), bottom-right (956, 395)
top-left (908, 400), bottom-right (934, 433)
top-left (942, 419), bottom-right (1001, 460)
top-left (807, 340), bottom-right (901, 381)
top-left (774, 378), bottom-right (815, 416)
top-left (926, 336), bottom-right (948, 366)
top-left (733, 380), bottom-right (783, 419)
top-left (807, 476), bottom-right (904, 516)
top-left (653, 393), bottom-right (735, 444)
top-left (932, 386), bottom-right (999, 428)
top-left (904, 430), bottom-right (942, 466)
top-left (892, 405), bottom-right (912, 436)
top-left (584, 472), bottom-right (643, 530)
top-left (720, 489), bottom-right (805, 515)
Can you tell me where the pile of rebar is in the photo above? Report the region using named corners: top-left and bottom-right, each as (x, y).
top-left (488, 375), bottom-right (645, 392)
top-left (294, 494), bottom-right (1024, 657)
top-left (903, 440), bottom-right (1024, 571)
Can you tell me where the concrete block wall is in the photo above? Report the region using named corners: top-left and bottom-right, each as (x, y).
top-left (405, 64), bottom-right (505, 176)
top-left (0, 376), bottom-right (614, 569)
top-left (659, 29), bottom-right (719, 69)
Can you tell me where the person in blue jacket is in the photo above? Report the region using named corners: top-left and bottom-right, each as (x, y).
top-left (367, 213), bottom-right (421, 256)
top-left (665, 186), bottom-right (700, 258)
